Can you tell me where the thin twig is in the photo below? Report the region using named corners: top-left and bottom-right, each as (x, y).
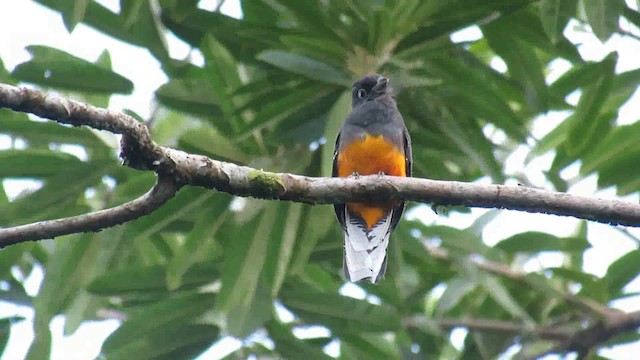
top-left (214, 0), bottom-right (227, 12)
top-left (404, 316), bottom-right (572, 341)
top-left (0, 176), bottom-right (181, 247)
top-left (526, 311), bottom-right (640, 360)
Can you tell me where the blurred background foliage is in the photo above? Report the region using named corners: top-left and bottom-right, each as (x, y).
top-left (1, 0), bottom-right (640, 359)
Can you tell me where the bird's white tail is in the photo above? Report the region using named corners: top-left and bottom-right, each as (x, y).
top-left (343, 211), bottom-right (393, 283)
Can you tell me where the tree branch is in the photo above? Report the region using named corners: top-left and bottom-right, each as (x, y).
top-left (424, 246), bottom-right (617, 320)
top-left (0, 176), bottom-right (180, 247)
top-left (405, 311), bottom-right (640, 359)
top-left (419, 245), bottom-right (640, 358)
top-left (404, 315), bottom-right (572, 341)
top-left (527, 310), bottom-right (640, 359)
top-left (2, 82), bottom-right (640, 245)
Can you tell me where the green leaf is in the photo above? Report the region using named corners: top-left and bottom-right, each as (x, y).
top-left (103, 292), bottom-right (215, 351)
top-left (426, 56), bottom-right (526, 141)
top-left (340, 333), bottom-right (400, 360)
top-left (166, 198), bottom-right (230, 290)
top-left (289, 205), bottom-right (335, 275)
top-left (601, 249), bottom-right (640, 298)
top-left (127, 188), bottom-right (214, 243)
top-left (237, 82), bottom-right (332, 138)
top-left (549, 267), bottom-right (606, 301)
top-left (495, 231), bottom-right (589, 254)
top-left (584, 0), bottom-right (624, 42)
top-left (178, 127), bottom-right (249, 163)
top-left (280, 35), bottom-right (347, 67)
top-left (217, 206), bottom-right (276, 331)
top-left (419, 225), bottom-right (496, 259)
top-left (31, 235), bottom-right (90, 314)
top-left (280, 281), bottom-right (401, 332)
top-left (0, 160), bottom-right (116, 226)
top-left (592, 145), bottom-right (640, 194)
top-left (0, 243), bottom-right (32, 278)
top-left (581, 121), bottom-right (640, 175)
top-left (11, 46), bottom-right (133, 94)
top-left (483, 21), bottom-right (549, 112)
top-left (62, 288), bottom-right (103, 335)
top-left (436, 277), bottom-right (476, 314)
top-left (275, 0), bottom-right (344, 42)
top-left (430, 111), bottom-right (504, 182)
top-left (0, 150), bottom-right (83, 178)
top-left (104, 324), bottom-right (219, 360)
top-left (155, 75), bottom-right (224, 120)
top-left (25, 318), bottom-right (52, 360)
top-left (201, 34), bottom-right (242, 133)
top-left (60, 0), bottom-right (89, 32)
top-left (464, 264), bottom-right (532, 322)
top-left (226, 280), bottom-right (273, 338)
top-left (530, 112), bottom-right (572, 156)
top-left (548, 60), bottom-right (603, 99)
top-left (266, 320), bottom-right (333, 360)
top-left (482, 276), bottom-right (531, 321)
top-left (36, 0), bottom-right (170, 63)
top-left (321, 91), bottom-right (351, 177)
top-left (257, 50), bottom-right (351, 86)
top-left (540, 0), bottom-right (576, 43)
top-left (521, 273), bottom-right (565, 300)
top-left (566, 54), bottom-right (616, 156)
top-left (0, 112), bottom-right (113, 152)
top-left (0, 316), bottom-right (24, 354)
top-left (602, 68), bottom-right (640, 113)
top-left (270, 203), bottom-right (304, 296)
top-left (88, 262), bottom-right (218, 295)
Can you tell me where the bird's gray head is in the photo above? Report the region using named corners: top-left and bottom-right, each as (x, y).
top-left (351, 74), bottom-right (391, 107)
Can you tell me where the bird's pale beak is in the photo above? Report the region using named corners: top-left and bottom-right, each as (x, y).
top-left (373, 76), bottom-right (389, 92)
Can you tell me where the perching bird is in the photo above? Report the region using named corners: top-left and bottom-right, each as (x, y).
top-left (332, 74), bottom-right (412, 283)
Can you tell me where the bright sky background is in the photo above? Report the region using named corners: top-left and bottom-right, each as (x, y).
top-left (1, 0), bottom-right (640, 359)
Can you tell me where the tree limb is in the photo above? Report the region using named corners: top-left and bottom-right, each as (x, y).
top-left (527, 310), bottom-right (640, 359)
top-left (405, 311), bottom-right (640, 359)
top-left (404, 315), bottom-right (572, 341)
top-left (425, 246), bottom-right (617, 320)
top-left (421, 245), bottom-right (640, 358)
top-left (2, 82), bottom-right (640, 244)
top-left (0, 176), bottom-right (180, 247)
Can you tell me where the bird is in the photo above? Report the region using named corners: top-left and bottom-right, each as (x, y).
top-left (332, 74), bottom-right (412, 283)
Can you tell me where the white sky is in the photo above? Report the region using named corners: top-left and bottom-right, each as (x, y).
top-left (1, 0), bottom-right (640, 359)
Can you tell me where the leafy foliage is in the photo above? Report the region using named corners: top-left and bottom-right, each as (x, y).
top-left (1, 0), bottom-right (640, 359)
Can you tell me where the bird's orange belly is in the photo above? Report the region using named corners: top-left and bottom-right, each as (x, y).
top-left (337, 134), bottom-right (406, 228)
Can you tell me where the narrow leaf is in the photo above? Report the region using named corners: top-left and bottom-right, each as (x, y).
top-left (540, 0), bottom-right (576, 43)
top-left (281, 281), bottom-right (401, 332)
top-left (217, 207), bottom-right (276, 312)
top-left (567, 54), bottom-right (616, 156)
top-left (584, 0), bottom-right (624, 42)
top-left (166, 198), bottom-right (230, 290)
top-left (61, 0), bottom-right (90, 32)
top-left (88, 262), bottom-right (217, 295)
top-left (12, 46), bottom-right (133, 94)
top-left (257, 50), bottom-right (350, 86)
top-left (601, 249), bottom-right (640, 297)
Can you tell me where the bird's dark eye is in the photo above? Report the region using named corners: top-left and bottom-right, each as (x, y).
top-left (357, 89), bottom-right (366, 99)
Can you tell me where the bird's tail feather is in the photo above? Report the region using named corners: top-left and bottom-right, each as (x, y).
top-left (343, 211), bottom-right (392, 283)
